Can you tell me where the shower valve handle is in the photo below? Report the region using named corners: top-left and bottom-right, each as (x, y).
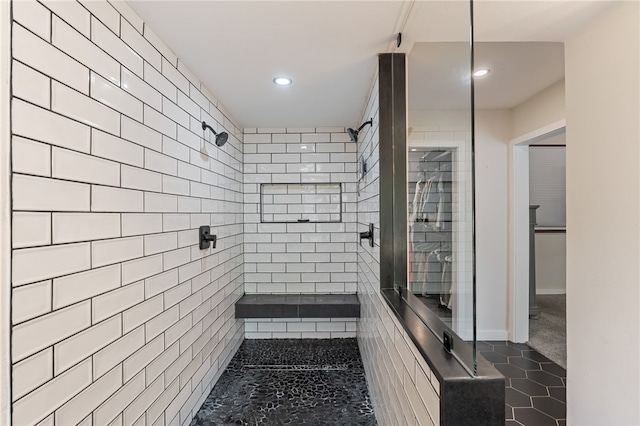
top-left (199, 225), bottom-right (217, 250)
top-left (359, 223), bottom-right (375, 247)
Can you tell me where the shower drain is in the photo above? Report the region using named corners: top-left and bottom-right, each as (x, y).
top-left (242, 364), bottom-right (349, 371)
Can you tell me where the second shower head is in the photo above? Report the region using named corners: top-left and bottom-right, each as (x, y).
top-left (202, 121), bottom-right (229, 147)
top-left (347, 119), bottom-right (373, 143)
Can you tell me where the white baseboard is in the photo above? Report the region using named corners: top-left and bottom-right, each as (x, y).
top-left (536, 289), bottom-right (566, 295)
top-left (477, 330), bottom-right (509, 341)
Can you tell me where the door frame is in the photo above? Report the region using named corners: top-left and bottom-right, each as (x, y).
top-left (508, 119), bottom-right (566, 343)
top-left (407, 138), bottom-right (473, 340)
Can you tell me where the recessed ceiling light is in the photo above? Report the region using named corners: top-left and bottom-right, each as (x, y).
top-left (410, 148), bottom-right (417, 152)
top-left (473, 69), bottom-right (490, 78)
top-left (273, 76), bottom-right (292, 86)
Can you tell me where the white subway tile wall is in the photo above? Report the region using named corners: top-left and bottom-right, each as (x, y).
top-left (10, 2), bottom-right (244, 426)
top-left (243, 128), bottom-right (358, 338)
top-left (243, 129), bottom-right (357, 296)
top-left (9, 1), bottom-right (444, 423)
top-left (244, 318), bottom-right (357, 339)
top-left (356, 77), bottom-right (441, 425)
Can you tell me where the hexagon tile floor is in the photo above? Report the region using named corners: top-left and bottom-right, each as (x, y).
top-left (479, 341), bottom-right (566, 426)
top-left (190, 339), bottom-right (377, 426)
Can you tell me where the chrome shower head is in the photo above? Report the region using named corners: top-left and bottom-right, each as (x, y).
top-left (202, 121), bottom-right (228, 147)
top-left (347, 119), bottom-right (373, 142)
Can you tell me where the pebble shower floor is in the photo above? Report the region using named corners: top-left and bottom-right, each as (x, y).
top-left (189, 339), bottom-right (377, 425)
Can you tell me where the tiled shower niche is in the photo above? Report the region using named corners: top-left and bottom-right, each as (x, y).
top-left (260, 183), bottom-right (343, 223)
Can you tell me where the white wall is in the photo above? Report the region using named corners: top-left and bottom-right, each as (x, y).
top-left (474, 110), bottom-right (511, 339)
top-left (0, 0), bottom-right (10, 423)
top-left (565, 2), bottom-right (640, 424)
top-left (410, 109), bottom-right (511, 340)
top-left (508, 72), bottom-right (568, 342)
top-left (9, 1), bottom-right (244, 424)
top-left (512, 79), bottom-right (565, 139)
top-left (535, 232), bottom-right (566, 294)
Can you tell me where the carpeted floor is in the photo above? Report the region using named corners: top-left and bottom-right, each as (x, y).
top-left (528, 295), bottom-right (566, 368)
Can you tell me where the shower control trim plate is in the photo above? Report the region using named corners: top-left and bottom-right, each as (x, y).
top-left (359, 223), bottom-right (375, 247)
top-left (199, 225), bottom-right (217, 250)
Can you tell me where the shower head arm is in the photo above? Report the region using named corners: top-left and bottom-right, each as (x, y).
top-left (202, 121), bottom-right (229, 147)
top-left (202, 121), bottom-right (219, 136)
top-left (357, 119), bottom-right (373, 132)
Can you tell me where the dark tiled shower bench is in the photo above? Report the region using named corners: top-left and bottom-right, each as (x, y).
top-left (235, 294), bottom-right (360, 318)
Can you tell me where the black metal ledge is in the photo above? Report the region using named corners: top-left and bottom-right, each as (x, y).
top-left (235, 294), bottom-right (360, 319)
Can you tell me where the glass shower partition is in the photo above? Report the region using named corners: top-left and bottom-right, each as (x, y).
top-left (401, 0), bottom-right (477, 374)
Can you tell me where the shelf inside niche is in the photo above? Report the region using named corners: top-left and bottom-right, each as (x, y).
top-left (260, 183), bottom-right (343, 223)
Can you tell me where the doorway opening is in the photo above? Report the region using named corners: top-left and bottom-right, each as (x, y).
top-left (508, 120), bottom-right (566, 369)
top-left (528, 133), bottom-right (567, 367)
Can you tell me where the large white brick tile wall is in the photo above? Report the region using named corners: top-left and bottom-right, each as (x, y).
top-left (244, 318), bottom-right (357, 339)
top-left (242, 127), bottom-right (359, 338)
top-left (10, 1), bottom-right (244, 425)
top-left (356, 77), bottom-right (441, 425)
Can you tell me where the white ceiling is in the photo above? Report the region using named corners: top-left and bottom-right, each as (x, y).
top-left (408, 42), bottom-right (565, 111)
top-left (127, 0), bottom-right (616, 129)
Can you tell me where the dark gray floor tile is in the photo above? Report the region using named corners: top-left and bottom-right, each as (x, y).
top-left (507, 342), bottom-right (532, 350)
top-left (494, 345), bottom-right (525, 357)
top-left (532, 396), bottom-right (566, 420)
top-left (522, 350), bottom-right (552, 363)
top-left (527, 370), bottom-right (564, 387)
top-left (513, 408), bottom-right (557, 426)
top-left (467, 338), bottom-right (564, 425)
top-left (506, 404), bottom-right (514, 420)
top-left (511, 379), bottom-right (549, 397)
top-left (509, 356), bottom-right (542, 371)
top-left (481, 339), bottom-right (566, 425)
top-left (506, 387), bottom-right (532, 408)
top-left (548, 387), bottom-right (566, 403)
top-left (541, 362), bottom-right (566, 378)
top-left (476, 341), bottom-right (494, 352)
top-left (495, 363), bottom-right (527, 379)
top-left (480, 350), bottom-right (509, 364)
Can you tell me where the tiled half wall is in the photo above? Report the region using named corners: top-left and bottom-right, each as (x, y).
top-left (356, 76), bottom-right (442, 425)
top-left (10, 1), bottom-right (244, 425)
